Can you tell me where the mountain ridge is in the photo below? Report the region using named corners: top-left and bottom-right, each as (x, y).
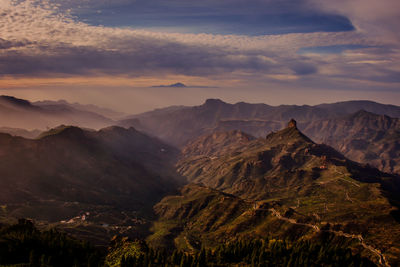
top-left (0, 95), bottom-right (114, 130)
top-left (34, 99), bottom-right (126, 120)
top-left (0, 124), bottom-right (184, 244)
top-left (152, 120), bottom-right (400, 265)
top-left (120, 98), bottom-right (400, 148)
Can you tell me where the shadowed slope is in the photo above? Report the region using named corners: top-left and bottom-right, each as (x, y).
top-left (0, 126), bottom-right (184, 232)
top-left (0, 95), bottom-right (114, 130)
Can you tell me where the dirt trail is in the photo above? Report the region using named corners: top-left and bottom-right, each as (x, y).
top-left (269, 208), bottom-right (390, 267)
top-left (270, 208), bottom-right (320, 231)
top-left (333, 166), bottom-right (361, 188)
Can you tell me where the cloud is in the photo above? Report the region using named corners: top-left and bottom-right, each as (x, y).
top-left (308, 0), bottom-right (400, 43)
top-left (0, 0), bottom-right (399, 91)
top-left (59, 0), bottom-right (355, 35)
top-left (0, 43), bottom-right (276, 77)
top-left (0, 39), bottom-right (27, 49)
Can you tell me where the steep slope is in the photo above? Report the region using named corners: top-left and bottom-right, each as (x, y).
top-left (153, 120), bottom-right (400, 265)
top-left (0, 95), bottom-right (114, 130)
top-left (181, 130), bottom-right (255, 158)
top-left (152, 182), bottom-right (397, 266)
top-left (120, 99), bottom-right (400, 147)
top-left (0, 125), bottom-right (183, 243)
top-left (302, 110), bottom-right (400, 174)
top-left (169, 108), bottom-right (400, 175)
top-left (178, 120), bottom-right (349, 199)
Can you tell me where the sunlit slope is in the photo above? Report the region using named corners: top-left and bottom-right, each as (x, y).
top-left (153, 120), bottom-right (400, 265)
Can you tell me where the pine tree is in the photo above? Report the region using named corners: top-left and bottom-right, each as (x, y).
top-left (171, 250), bottom-right (178, 266)
top-left (251, 250), bottom-right (257, 267)
top-left (29, 250), bottom-right (38, 267)
top-left (258, 249), bottom-right (267, 265)
top-left (120, 256), bottom-right (127, 267)
top-left (39, 254), bottom-right (47, 267)
top-left (180, 254), bottom-right (186, 267)
top-left (198, 248), bottom-right (206, 267)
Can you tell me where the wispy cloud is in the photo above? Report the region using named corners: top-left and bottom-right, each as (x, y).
top-left (0, 0), bottom-right (399, 92)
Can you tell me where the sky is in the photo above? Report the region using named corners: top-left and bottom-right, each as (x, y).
top-left (0, 0), bottom-right (399, 113)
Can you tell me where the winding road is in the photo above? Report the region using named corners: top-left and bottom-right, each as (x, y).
top-left (269, 208), bottom-right (390, 267)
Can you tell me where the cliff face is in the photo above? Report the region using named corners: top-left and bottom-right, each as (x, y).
top-left (302, 110), bottom-right (400, 174)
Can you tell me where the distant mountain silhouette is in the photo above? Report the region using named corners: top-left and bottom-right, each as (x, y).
top-left (152, 82), bottom-right (187, 88)
top-left (0, 126), bottom-right (41, 139)
top-left (0, 95), bottom-right (114, 130)
top-left (34, 99), bottom-right (126, 120)
top-left (0, 95), bottom-right (35, 108)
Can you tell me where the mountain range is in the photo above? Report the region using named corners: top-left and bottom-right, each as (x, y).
top-left (120, 99), bottom-right (400, 175)
top-left (34, 99), bottom-right (126, 120)
top-left (122, 98), bottom-right (400, 147)
top-left (1, 95), bottom-right (400, 265)
top-left (0, 95), bottom-right (114, 131)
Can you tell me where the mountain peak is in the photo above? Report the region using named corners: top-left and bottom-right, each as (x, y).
top-left (170, 82), bottom-right (186, 87)
top-left (266, 119), bottom-right (313, 145)
top-left (152, 82), bottom-right (186, 88)
top-left (204, 99), bottom-right (226, 106)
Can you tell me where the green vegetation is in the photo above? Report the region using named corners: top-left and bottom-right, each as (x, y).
top-left (106, 237), bottom-right (146, 267)
top-left (0, 221), bottom-right (376, 266)
top-left (0, 219), bottom-right (102, 267)
top-left (118, 237), bottom-right (375, 267)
